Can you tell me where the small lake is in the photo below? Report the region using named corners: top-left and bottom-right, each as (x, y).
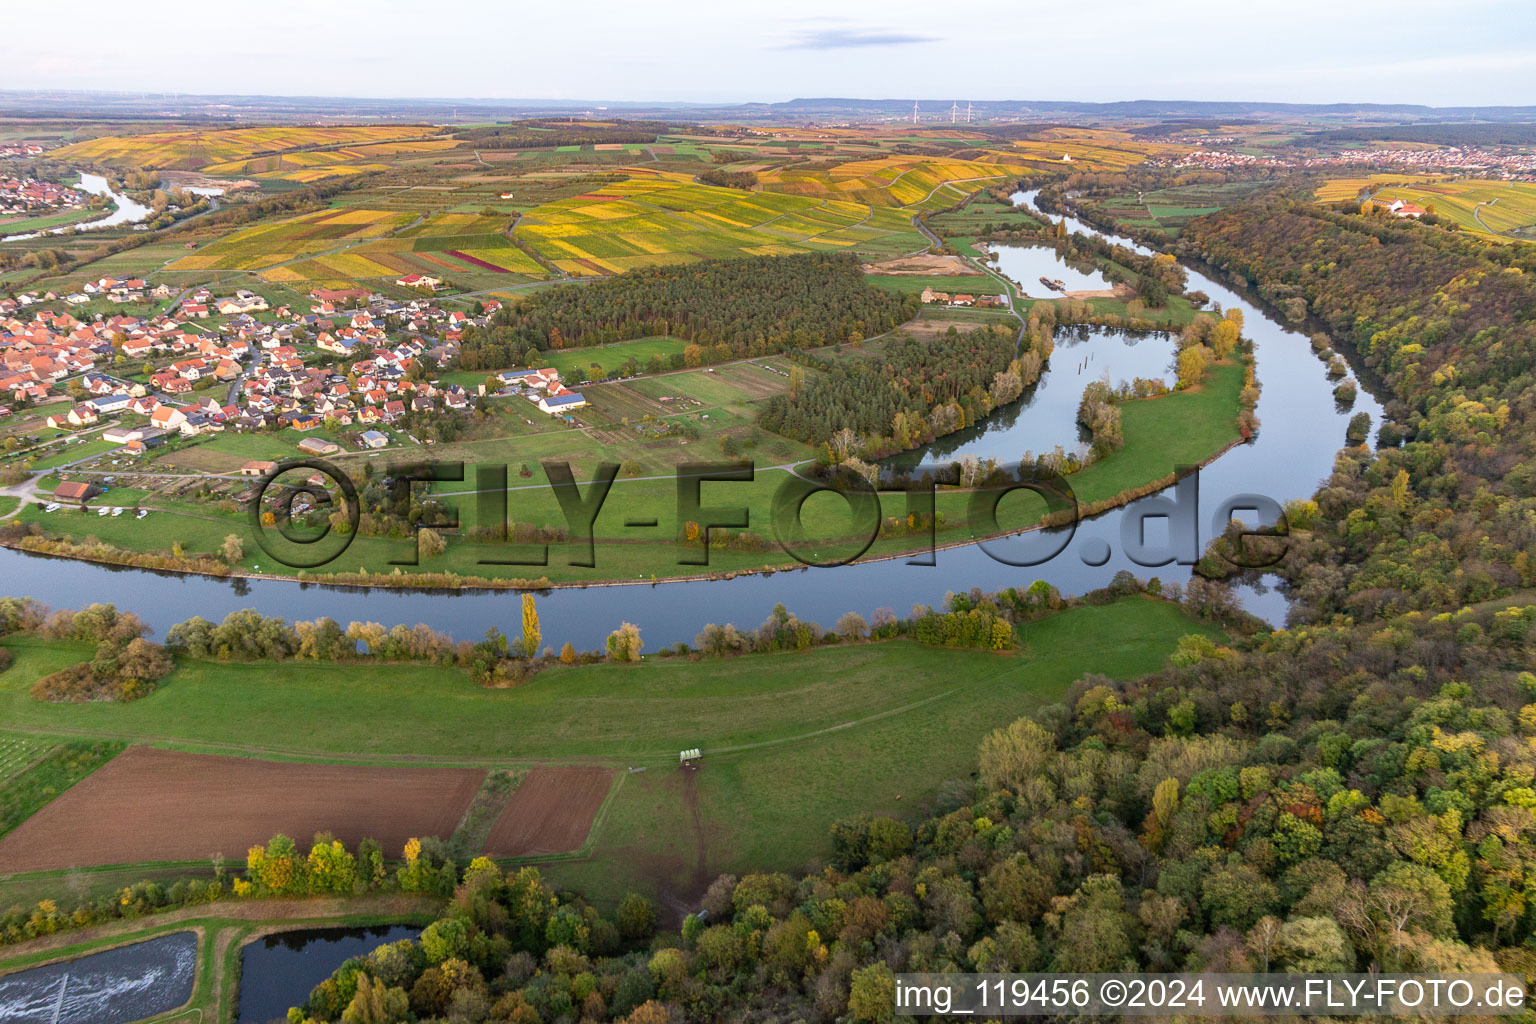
top-left (238, 925), bottom-right (418, 1024)
top-left (891, 324), bottom-right (1177, 469)
top-left (2, 173), bottom-right (154, 242)
top-left (0, 931), bottom-right (196, 1024)
top-left (988, 242), bottom-right (1117, 298)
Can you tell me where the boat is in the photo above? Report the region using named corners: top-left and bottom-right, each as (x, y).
top-left (43, 503), bottom-right (59, 513)
top-left (136, 509), bottom-right (148, 519)
top-left (1040, 276), bottom-right (1067, 292)
top-left (97, 507), bottom-right (110, 516)
top-left (111, 507), bottom-right (125, 517)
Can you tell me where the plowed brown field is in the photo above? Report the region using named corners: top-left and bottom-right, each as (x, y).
top-left (483, 766), bottom-right (613, 857)
top-left (0, 747), bottom-right (485, 872)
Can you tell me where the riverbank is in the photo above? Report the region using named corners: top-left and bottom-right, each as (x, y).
top-left (0, 597), bottom-right (1222, 905)
top-left (1, 356), bottom-right (1249, 593)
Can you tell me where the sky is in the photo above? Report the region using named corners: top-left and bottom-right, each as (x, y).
top-left (6, 0), bottom-right (1536, 108)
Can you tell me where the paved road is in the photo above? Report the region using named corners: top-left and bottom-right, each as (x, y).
top-left (1473, 196), bottom-right (1501, 234)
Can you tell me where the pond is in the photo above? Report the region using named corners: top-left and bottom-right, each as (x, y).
top-left (0, 188), bottom-right (1381, 638)
top-left (0, 931), bottom-right (197, 1024)
top-left (239, 925), bottom-right (419, 1024)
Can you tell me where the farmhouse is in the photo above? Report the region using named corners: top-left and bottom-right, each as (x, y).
top-left (241, 460), bottom-right (279, 477)
top-left (395, 274), bottom-right (441, 291)
top-left (1386, 199), bottom-right (1427, 218)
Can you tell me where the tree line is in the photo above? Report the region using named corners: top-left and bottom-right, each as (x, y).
top-left (456, 253), bottom-right (917, 372)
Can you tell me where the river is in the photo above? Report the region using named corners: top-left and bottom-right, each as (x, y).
top-left (0, 190), bottom-right (1380, 644)
top-left (1, 173), bottom-right (154, 242)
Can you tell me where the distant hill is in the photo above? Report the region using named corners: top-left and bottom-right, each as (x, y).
top-left (2, 90), bottom-right (1534, 124)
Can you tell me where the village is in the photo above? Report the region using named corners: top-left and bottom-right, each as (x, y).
top-left (0, 282), bottom-right (589, 503)
top-left (1165, 144), bottom-right (1536, 179)
top-left (0, 176), bottom-right (85, 219)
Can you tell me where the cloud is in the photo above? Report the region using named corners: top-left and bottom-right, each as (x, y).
top-left (780, 27), bottom-right (939, 49)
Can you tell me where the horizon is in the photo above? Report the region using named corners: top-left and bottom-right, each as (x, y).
top-left (5, 0), bottom-right (1535, 108)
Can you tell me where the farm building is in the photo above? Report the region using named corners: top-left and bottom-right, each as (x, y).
top-left (102, 425), bottom-right (166, 445)
top-left (359, 430), bottom-right (390, 449)
top-left (538, 391), bottom-right (587, 415)
top-left (297, 437), bottom-right (342, 456)
top-left (54, 481), bottom-right (101, 504)
top-left (241, 460), bottom-right (279, 476)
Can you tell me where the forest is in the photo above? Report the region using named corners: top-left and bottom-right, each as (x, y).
top-left (759, 325), bottom-right (1027, 458)
top-left (455, 254), bottom-right (917, 372)
top-left (453, 121), bottom-right (673, 149)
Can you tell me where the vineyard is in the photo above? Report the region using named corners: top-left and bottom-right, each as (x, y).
top-left (168, 207), bottom-right (416, 275)
top-left (1362, 178), bottom-right (1536, 239)
top-left (53, 125), bottom-right (439, 170)
top-left (512, 168), bottom-right (925, 275)
top-left (998, 127), bottom-right (1185, 172)
top-left (345, 210), bottom-right (547, 279)
top-left (1313, 172), bottom-right (1447, 203)
top-left (754, 154), bottom-right (1027, 207)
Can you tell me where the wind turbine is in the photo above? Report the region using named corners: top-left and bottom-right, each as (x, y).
top-left (912, 100), bottom-right (918, 124)
top-left (951, 101), bottom-right (958, 124)
top-left (966, 101), bottom-right (973, 123)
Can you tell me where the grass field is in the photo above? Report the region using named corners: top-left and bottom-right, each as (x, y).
top-left (541, 336), bottom-right (690, 380)
top-left (1094, 181), bottom-right (1275, 237)
top-left (0, 598), bottom-right (1218, 902)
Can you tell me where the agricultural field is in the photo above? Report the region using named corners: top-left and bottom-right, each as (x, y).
top-left (201, 138), bottom-right (461, 181)
top-left (346, 209), bottom-right (547, 279)
top-left (167, 206), bottom-right (418, 278)
top-left (542, 336), bottom-right (690, 380)
top-left (0, 746), bottom-right (486, 872)
top-left (1312, 172), bottom-right (1448, 203)
top-left (0, 599), bottom-right (1218, 898)
top-left (995, 127), bottom-right (1185, 172)
top-left (52, 125), bottom-right (441, 171)
top-left (1093, 180), bottom-right (1276, 236)
top-left (1362, 178), bottom-right (1536, 240)
top-left (755, 154), bottom-right (1028, 208)
top-left (483, 766), bottom-right (615, 857)
top-left (512, 168), bottom-right (927, 275)
top-left (0, 736), bottom-right (48, 785)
